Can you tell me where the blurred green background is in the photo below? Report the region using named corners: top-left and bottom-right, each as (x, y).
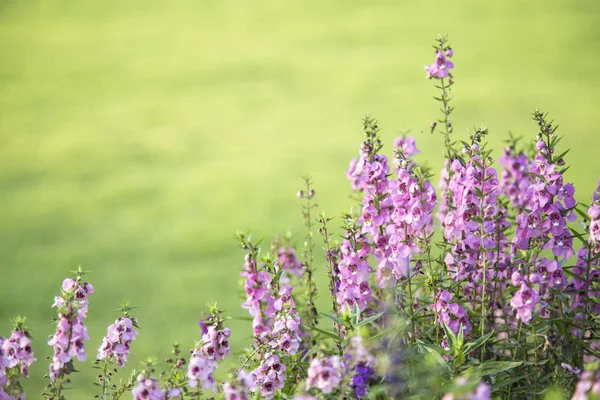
top-left (1, 0), bottom-right (599, 396)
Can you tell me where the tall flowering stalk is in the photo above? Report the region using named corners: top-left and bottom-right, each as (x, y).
top-left (44, 267), bottom-right (93, 399)
top-left (187, 306), bottom-right (230, 395)
top-left (387, 137), bottom-right (437, 340)
top-left (570, 179), bottom-right (600, 363)
top-left (238, 233), bottom-right (276, 345)
top-left (317, 211), bottom-right (344, 350)
top-left (429, 35), bottom-right (457, 228)
top-left (498, 134), bottom-right (533, 211)
top-left (95, 302), bottom-right (139, 399)
top-left (297, 175), bottom-right (318, 343)
top-left (131, 358), bottom-right (181, 400)
top-left (0, 317), bottom-right (35, 400)
top-left (336, 214), bottom-right (373, 312)
top-left (347, 117), bottom-right (393, 292)
top-left (509, 111), bottom-right (576, 329)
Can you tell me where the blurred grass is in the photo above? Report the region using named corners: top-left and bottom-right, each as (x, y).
top-left (0, 0), bottom-right (599, 396)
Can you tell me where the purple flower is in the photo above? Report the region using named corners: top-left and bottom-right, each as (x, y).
top-left (350, 364), bottom-right (375, 398)
top-left (384, 138), bottom-right (437, 287)
top-left (572, 368), bottom-right (600, 400)
top-left (131, 373), bottom-right (165, 400)
top-left (272, 285), bottom-right (303, 355)
top-left (509, 283), bottom-right (539, 325)
top-left (336, 236), bottom-right (373, 312)
top-left (277, 247), bottom-right (303, 279)
top-left (222, 370), bottom-right (255, 400)
top-left (393, 136), bottom-right (420, 157)
top-left (561, 363), bottom-right (581, 375)
top-left (48, 277), bottom-right (93, 381)
top-left (251, 353), bottom-right (286, 400)
top-left (425, 49), bottom-right (455, 79)
top-left (434, 290), bottom-right (472, 337)
top-left (187, 350), bottom-right (216, 391)
top-left (498, 146), bottom-right (532, 209)
top-left (347, 336), bottom-right (375, 398)
top-left (97, 317), bottom-right (139, 367)
top-left (187, 314), bottom-right (231, 392)
top-left (442, 378), bottom-right (490, 400)
top-left (306, 356), bottom-right (342, 394)
top-left (241, 253), bottom-right (276, 343)
top-left (1, 328), bottom-right (35, 382)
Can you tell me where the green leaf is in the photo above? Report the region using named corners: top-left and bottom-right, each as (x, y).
top-left (355, 312), bottom-right (385, 327)
top-left (463, 330), bottom-right (495, 355)
top-left (319, 312), bottom-right (342, 324)
top-left (416, 341), bottom-right (451, 375)
top-left (442, 321), bottom-right (458, 351)
top-left (492, 375), bottom-right (526, 391)
top-left (303, 324), bottom-right (341, 342)
top-left (464, 361), bottom-right (523, 377)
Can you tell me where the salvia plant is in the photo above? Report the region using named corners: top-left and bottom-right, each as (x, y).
top-left (1, 35), bottom-right (599, 400)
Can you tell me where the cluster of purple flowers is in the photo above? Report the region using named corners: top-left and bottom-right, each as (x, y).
top-left (513, 140), bottom-right (576, 258)
top-left (572, 180), bottom-right (600, 310)
top-left (572, 368), bottom-right (600, 400)
top-left (250, 353), bottom-right (286, 399)
top-left (241, 253), bottom-right (276, 342)
top-left (589, 181), bottom-right (600, 250)
top-left (277, 247), bottom-right (303, 280)
top-left (508, 276), bottom-right (540, 325)
top-left (306, 355), bottom-right (342, 394)
top-left (48, 278), bottom-right (94, 381)
top-left (222, 371), bottom-right (255, 400)
top-left (336, 236), bottom-right (372, 312)
top-left (0, 325), bottom-right (35, 400)
top-left (0, 330), bottom-right (35, 382)
top-left (425, 48), bottom-right (454, 79)
top-left (271, 285), bottom-right (302, 355)
top-left (384, 137), bottom-right (436, 286)
top-left (97, 317), bottom-right (139, 367)
top-left (239, 243), bottom-right (306, 399)
top-left (442, 378), bottom-right (490, 400)
top-left (497, 145), bottom-right (532, 210)
top-left (187, 316), bottom-right (231, 392)
top-left (434, 290), bottom-right (471, 338)
top-left (442, 147), bottom-right (509, 301)
top-left (350, 148), bottom-right (394, 289)
top-left (132, 373), bottom-right (180, 400)
top-left (348, 336), bottom-right (375, 398)
top-left (508, 139), bottom-right (576, 324)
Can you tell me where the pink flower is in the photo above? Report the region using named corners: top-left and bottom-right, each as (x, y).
top-left (48, 276), bottom-right (93, 381)
top-left (251, 353), bottom-right (286, 400)
top-left (131, 373), bottom-right (164, 400)
top-left (97, 317), bottom-right (139, 367)
top-left (425, 50), bottom-right (455, 79)
top-left (510, 283), bottom-right (539, 325)
top-left (306, 356), bottom-right (342, 394)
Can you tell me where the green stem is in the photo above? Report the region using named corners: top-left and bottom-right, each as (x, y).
top-left (532, 323), bottom-right (538, 399)
top-left (438, 76), bottom-right (454, 158)
top-left (479, 160), bottom-right (488, 362)
top-left (101, 359), bottom-right (109, 399)
top-left (507, 320), bottom-right (523, 399)
top-left (406, 274), bottom-right (417, 345)
top-left (302, 177), bottom-right (317, 341)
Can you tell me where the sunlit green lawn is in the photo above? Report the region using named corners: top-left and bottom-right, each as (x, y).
top-left (1, 0), bottom-right (599, 396)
